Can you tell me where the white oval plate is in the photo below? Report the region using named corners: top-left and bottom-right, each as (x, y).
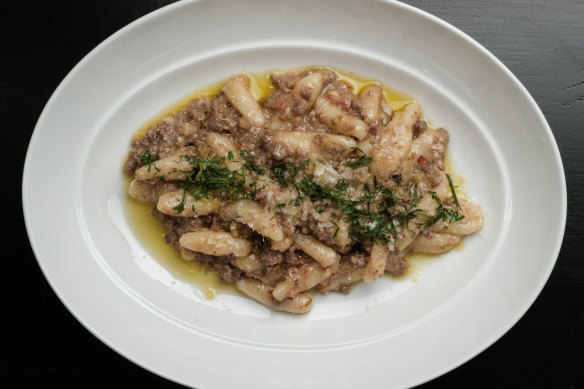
top-left (23, 0), bottom-right (566, 388)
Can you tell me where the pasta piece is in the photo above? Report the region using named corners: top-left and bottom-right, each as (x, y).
top-left (289, 72), bottom-right (324, 114)
top-left (293, 231), bottom-right (340, 267)
top-left (385, 250), bottom-right (408, 276)
top-left (360, 84), bottom-right (382, 124)
top-left (135, 150), bottom-right (195, 181)
top-left (400, 128), bottom-right (449, 188)
top-left (311, 133), bottom-right (358, 158)
top-left (409, 232), bottom-right (461, 254)
top-left (203, 132), bottom-right (267, 193)
top-left (157, 189), bottom-right (221, 217)
top-left (272, 262), bottom-right (333, 301)
top-left (222, 74), bottom-right (266, 128)
top-left (364, 242), bottom-right (389, 283)
top-left (269, 130), bottom-right (357, 160)
top-left (314, 94), bottom-right (369, 140)
top-left (271, 235), bottom-right (294, 252)
top-left (128, 180), bottom-right (156, 203)
top-left (317, 261), bottom-right (366, 294)
top-left (128, 179), bottom-right (179, 205)
top-left (253, 265), bottom-right (287, 286)
top-left (204, 132), bottom-right (236, 156)
top-left (236, 278), bottom-right (313, 314)
top-left (178, 246), bottom-right (198, 261)
top-left (429, 198), bottom-right (484, 235)
top-left (370, 103), bottom-right (419, 182)
top-left (221, 200), bottom-right (284, 242)
top-left (399, 128), bottom-right (434, 178)
top-left (233, 254), bottom-right (264, 273)
top-left (331, 220), bottom-right (351, 248)
top-left (254, 181), bottom-right (302, 217)
top-left (266, 114), bottom-right (292, 132)
top-left (275, 293), bottom-right (314, 314)
top-left (395, 178), bottom-right (449, 251)
top-left (204, 132), bottom-right (243, 171)
top-left (179, 229), bottom-right (252, 257)
top-left (356, 134), bottom-right (374, 157)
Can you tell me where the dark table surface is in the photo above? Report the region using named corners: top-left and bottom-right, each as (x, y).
top-left (4, 0), bottom-right (583, 387)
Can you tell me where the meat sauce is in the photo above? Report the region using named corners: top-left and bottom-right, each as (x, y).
top-left (122, 67), bottom-right (483, 313)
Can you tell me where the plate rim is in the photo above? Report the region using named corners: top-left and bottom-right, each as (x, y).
top-left (22, 0), bottom-right (567, 388)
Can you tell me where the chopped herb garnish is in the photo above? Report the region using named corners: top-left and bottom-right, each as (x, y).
top-left (153, 147), bottom-right (464, 242)
top-left (427, 190), bottom-right (465, 226)
top-left (297, 178), bottom-right (361, 206)
top-left (171, 154), bottom-right (249, 213)
top-left (291, 160), bottom-right (310, 179)
top-left (172, 189), bottom-right (187, 213)
top-left (271, 161), bottom-right (307, 185)
top-left (345, 156), bottom-right (372, 168)
top-left (240, 150), bottom-right (265, 175)
top-left (445, 173), bottom-right (462, 210)
top-left (380, 188), bottom-right (397, 209)
top-left (345, 147), bottom-right (372, 168)
top-left (271, 159), bottom-right (310, 205)
top-left (137, 149), bottom-right (160, 172)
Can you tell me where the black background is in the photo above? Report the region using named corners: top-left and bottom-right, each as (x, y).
top-left (3, 0), bottom-right (583, 387)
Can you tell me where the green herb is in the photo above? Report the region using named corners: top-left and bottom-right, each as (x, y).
top-left (345, 156), bottom-right (372, 168)
top-left (380, 187), bottom-right (397, 209)
top-left (137, 149), bottom-right (160, 172)
top-left (290, 197), bottom-right (303, 207)
top-left (293, 160), bottom-right (310, 179)
top-left (234, 181), bottom-right (263, 201)
top-left (271, 159), bottom-right (310, 205)
top-left (344, 147), bottom-right (372, 168)
top-left (393, 207), bottom-right (430, 237)
top-left (297, 178), bottom-right (361, 206)
top-left (446, 173), bottom-right (462, 210)
top-left (427, 190), bottom-right (465, 226)
top-left (271, 165), bottom-right (289, 186)
top-left (172, 189), bottom-right (187, 213)
top-left (407, 181), bottom-right (421, 206)
top-left (343, 205), bottom-right (397, 244)
top-left (240, 150), bottom-right (265, 175)
top-left (271, 160), bottom-right (309, 186)
top-left (158, 145), bottom-right (465, 243)
top-left (172, 154), bottom-right (250, 213)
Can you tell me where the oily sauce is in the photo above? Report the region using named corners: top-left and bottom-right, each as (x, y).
top-left (123, 67), bottom-right (460, 298)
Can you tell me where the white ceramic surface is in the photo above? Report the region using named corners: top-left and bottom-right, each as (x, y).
top-left (23, 0), bottom-right (566, 388)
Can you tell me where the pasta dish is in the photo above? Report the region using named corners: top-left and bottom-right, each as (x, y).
top-left (123, 67), bottom-right (484, 313)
